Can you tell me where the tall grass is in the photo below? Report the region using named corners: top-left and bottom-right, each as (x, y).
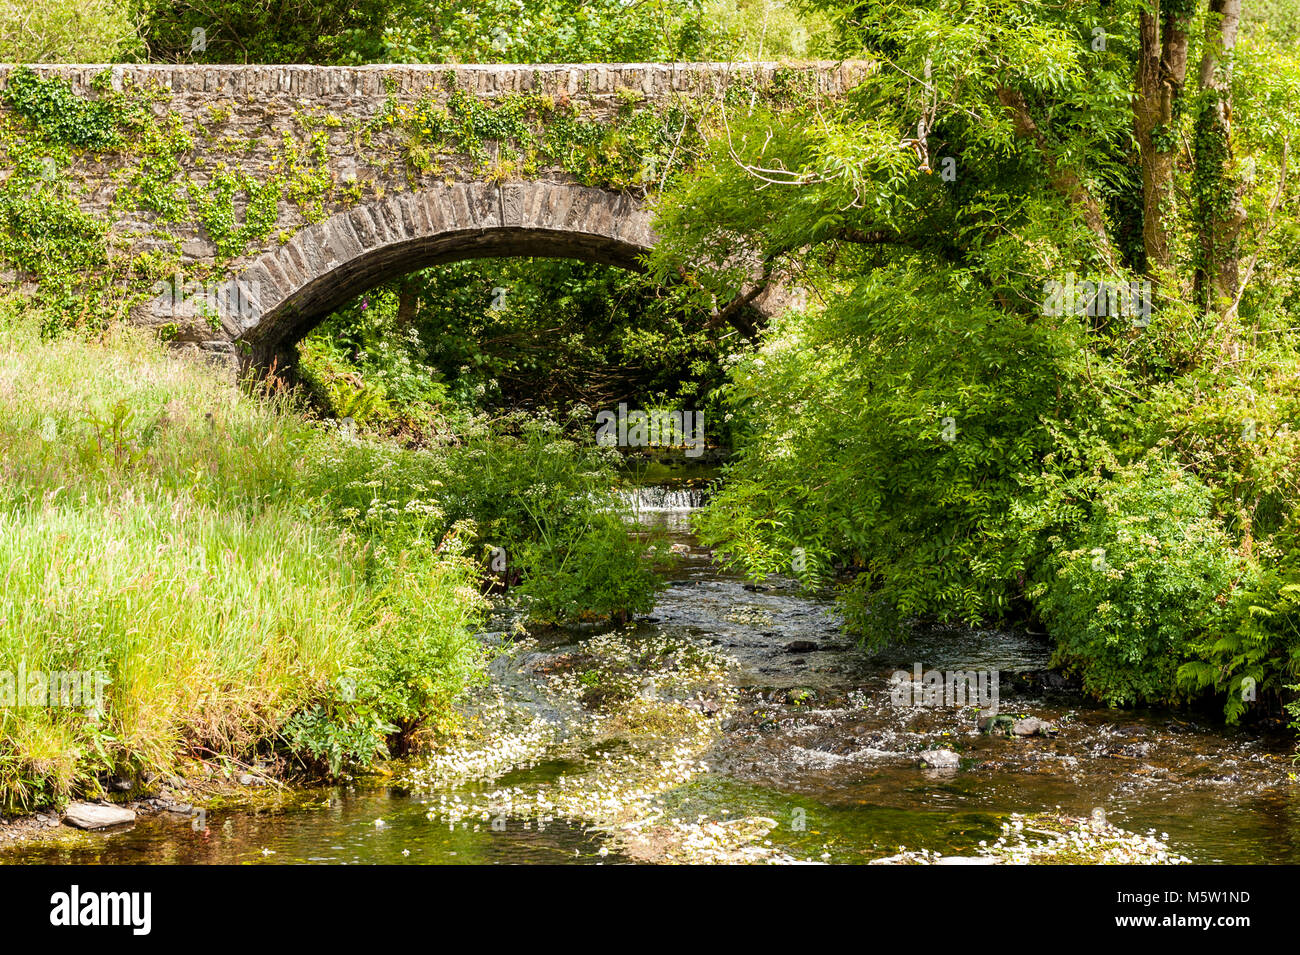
top-left (0, 304), bottom-right (486, 810)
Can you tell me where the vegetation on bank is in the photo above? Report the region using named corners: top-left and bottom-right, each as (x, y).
top-left (2, 0), bottom-right (1300, 816)
top-left (0, 302), bottom-right (471, 808)
top-left (658, 1), bottom-right (1300, 730)
top-left (0, 298), bottom-right (662, 811)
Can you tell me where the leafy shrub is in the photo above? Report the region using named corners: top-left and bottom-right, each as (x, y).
top-left (1140, 347), bottom-right (1300, 550)
top-left (694, 264), bottom-right (1119, 638)
top-left (440, 417), bottom-right (663, 626)
top-left (347, 533), bottom-right (486, 751)
top-left (1180, 525), bottom-right (1300, 721)
top-left (295, 305), bottom-right (445, 430)
top-left (135, 0), bottom-right (828, 67)
top-left (279, 697), bottom-right (393, 778)
top-left (0, 0), bottom-right (139, 63)
top-left (378, 0), bottom-right (724, 65)
top-left (301, 409), bottom-right (660, 636)
top-left (136, 0), bottom-right (393, 64)
top-left (514, 511), bottom-right (660, 626)
top-left (1028, 459), bottom-right (1240, 706)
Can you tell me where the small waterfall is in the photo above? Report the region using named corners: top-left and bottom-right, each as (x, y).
top-left (619, 485), bottom-right (708, 512)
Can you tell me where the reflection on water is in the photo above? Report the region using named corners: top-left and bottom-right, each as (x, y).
top-left (5, 785), bottom-right (620, 865)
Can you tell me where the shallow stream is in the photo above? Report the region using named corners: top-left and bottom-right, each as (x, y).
top-left (8, 478), bottom-right (1298, 864)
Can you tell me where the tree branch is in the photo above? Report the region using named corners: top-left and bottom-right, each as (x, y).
top-left (996, 85), bottom-right (1116, 269)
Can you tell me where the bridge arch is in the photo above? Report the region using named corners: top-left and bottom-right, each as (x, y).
top-left (204, 181), bottom-right (656, 372)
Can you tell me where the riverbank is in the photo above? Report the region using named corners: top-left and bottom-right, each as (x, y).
top-left (0, 313), bottom-right (489, 812)
top-left (0, 763), bottom-right (301, 849)
top-left (9, 498), bottom-right (1293, 864)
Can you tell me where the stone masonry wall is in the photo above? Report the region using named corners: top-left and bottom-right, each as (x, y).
top-left (0, 63), bottom-right (865, 369)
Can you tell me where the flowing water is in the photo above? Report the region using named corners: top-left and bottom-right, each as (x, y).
top-left (7, 475), bottom-right (1300, 865)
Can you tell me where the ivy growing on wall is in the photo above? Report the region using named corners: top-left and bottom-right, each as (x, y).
top-left (2, 67), bottom-right (124, 151)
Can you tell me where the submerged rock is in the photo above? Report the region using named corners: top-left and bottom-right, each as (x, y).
top-left (63, 802), bottom-right (135, 830)
top-left (920, 749), bottom-right (961, 770)
top-left (1011, 717), bottom-right (1055, 737)
top-left (1114, 741), bottom-right (1152, 758)
top-left (979, 714), bottom-right (1056, 737)
top-left (978, 714), bottom-right (1015, 735)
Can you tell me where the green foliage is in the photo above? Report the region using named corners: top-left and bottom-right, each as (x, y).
top-left (281, 514), bottom-right (485, 760)
top-left (0, 64), bottom-right (352, 332)
top-left (376, 0), bottom-right (727, 65)
top-left (514, 515), bottom-right (661, 626)
top-left (1179, 524), bottom-right (1300, 722)
top-left (190, 168), bottom-right (280, 260)
top-left (0, 70), bottom-right (181, 330)
top-left (2, 67), bottom-right (123, 151)
top-left (438, 419), bottom-right (663, 626)
top-left (135, 0), bottom-right (395, 64)
top-left (0, 0), bottom-right (140, 63)
top-left (1025, 459), bottom-right (1240, 706)
top-left (296, 295), bottom-right (443, 430)
top-left (298, 257), bottom-right (727, 427)
top-left (121, 112), bottom-right (195, 221)
top-left (1141, 347), bottom-right (1300, 546)
top-left (694, 262), bottom-right (1120, 633)
top-left (279, 696), bottom-right (393, 778)
top-left (0, 187), bottom-right (109, 277)
top-left (77, 398), bottom-right (149, 472)
top-left (274, 129), bottom-right (333, 222)
top-left (3, 0), bottom-right (1298, 748)
top-left (0, 162), bottom-right (118, 332)
top-left (1244, 0), bottom-right (1300, 45)
top-left (134, 0), bottom-right (831, 67)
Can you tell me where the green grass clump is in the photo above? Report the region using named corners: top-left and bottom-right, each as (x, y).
top-left (0, 301), bottom-right (486, 810)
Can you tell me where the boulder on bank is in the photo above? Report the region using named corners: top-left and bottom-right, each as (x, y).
top-left (63, 802), bottom-right (136, 830)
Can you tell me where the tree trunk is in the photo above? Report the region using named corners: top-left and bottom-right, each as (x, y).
top-left (396, 277), bottom-right (418, 333)
top-left (1193, 0), bottom-right (1246, 319)
top-left (1133, 4), bottom-right (1193, 283)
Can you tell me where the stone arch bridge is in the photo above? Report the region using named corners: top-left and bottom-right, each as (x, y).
top-left (0, 63), bottom-right (865, 375)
